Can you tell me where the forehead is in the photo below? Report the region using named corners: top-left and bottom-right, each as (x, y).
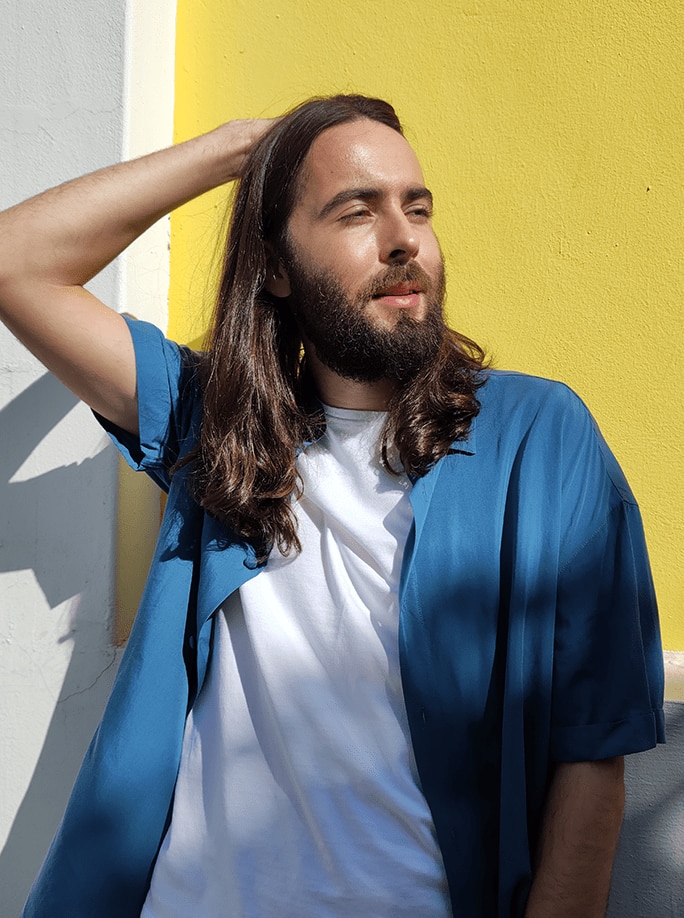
top-left (296, 119), bottom-right (426, 210)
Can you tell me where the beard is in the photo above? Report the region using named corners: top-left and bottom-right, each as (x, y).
top-left (282, 252), bottom-right (448, 384)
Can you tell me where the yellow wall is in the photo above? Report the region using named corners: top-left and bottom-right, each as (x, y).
top-left (171, 0), bottom-right (683, 649)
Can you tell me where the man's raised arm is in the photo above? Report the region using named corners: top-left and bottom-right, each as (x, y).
top-left (0, 119), bottom-right (272, 435)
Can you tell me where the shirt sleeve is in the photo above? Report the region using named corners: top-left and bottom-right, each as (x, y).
top-left (94, 316), bottom-right (201, 493)
top-left (549, 395), bottom-right (665, 761)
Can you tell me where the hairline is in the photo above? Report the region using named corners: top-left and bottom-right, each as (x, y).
top-left (283, 114), bottom-right (405, 238)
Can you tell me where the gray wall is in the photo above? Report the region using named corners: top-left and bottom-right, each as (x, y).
top-left (609, 703), bottom-right (684, 917)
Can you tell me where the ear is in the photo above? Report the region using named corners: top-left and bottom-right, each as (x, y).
top-left (264, 254), bottom-right (291, 298)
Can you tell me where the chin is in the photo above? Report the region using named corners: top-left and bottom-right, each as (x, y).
top-left (369, 303), bottom-right (427, 326)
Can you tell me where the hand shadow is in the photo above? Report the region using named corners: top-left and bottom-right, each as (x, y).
top-left (0, 371), bottom-right (121, 914)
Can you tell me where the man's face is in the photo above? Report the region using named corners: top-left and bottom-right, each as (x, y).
top-left (278, 119), bottom-right (447, 382)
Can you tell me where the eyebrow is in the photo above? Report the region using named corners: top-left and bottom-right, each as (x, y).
top-left (316, 185), bottom-right (434, 220)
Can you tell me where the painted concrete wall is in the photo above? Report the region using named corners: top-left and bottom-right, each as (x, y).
top-left (171, 0), bottom-right (683, 654)
top-left (609, 703), bottom-right (684, 917)
top-left (0, 1), bottom-right (174, 912)
top-left (0, 3), bottom-right (126, 912)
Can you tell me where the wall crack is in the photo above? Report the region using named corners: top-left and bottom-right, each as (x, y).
top-left (58, 652), bottom-right (118, 704)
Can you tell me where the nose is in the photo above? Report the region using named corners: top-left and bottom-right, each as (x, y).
top-left (379, 208), bottom-right (420, 264)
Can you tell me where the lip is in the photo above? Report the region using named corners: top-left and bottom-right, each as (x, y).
top-left (371, 284), bottom-right (423, 309)
top-left (373, 284), bottom-right (422, 297)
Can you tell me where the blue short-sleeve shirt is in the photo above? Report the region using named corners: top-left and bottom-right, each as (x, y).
top-left (24, 317), bottom-right (664, 918)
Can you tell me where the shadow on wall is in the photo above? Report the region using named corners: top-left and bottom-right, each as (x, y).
top-left (0, 373), bottom-right (120, 914)
top-left (609, 702), bottom-right (684, 918)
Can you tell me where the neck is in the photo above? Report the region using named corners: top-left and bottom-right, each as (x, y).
top-left (306, 348), bottom-right (395, 410)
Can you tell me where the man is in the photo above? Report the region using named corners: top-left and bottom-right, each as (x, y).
top-left (0, 95), bottom-right (664, 917)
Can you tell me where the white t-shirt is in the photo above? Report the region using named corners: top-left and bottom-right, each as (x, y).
top-left (142, 406), bottom-right (451, 917)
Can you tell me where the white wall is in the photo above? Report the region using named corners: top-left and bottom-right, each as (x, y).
top-left (0, 2), bottom-right (173, 912)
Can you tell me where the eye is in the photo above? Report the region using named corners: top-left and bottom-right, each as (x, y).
top-left (406, 204), bottom-right (433, 221)
top-left (339, 208), bottom-right (372, 222)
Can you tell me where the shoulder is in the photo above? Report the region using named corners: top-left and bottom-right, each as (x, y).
top-left (124, 316), bottom-right (203, 408)
top-left (473, 369), bottom-right (636, 504)
top-left (124, 315), bottom-right (201, 378)
top-left (104, 317), bottom-right (204, 473)
top-left (475, 368), bottom-right (594, 446)
top-left (478, 368), bottom-right (585, 416)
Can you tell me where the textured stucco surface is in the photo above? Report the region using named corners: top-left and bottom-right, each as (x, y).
top-left (172, 0), bottom-right (683, 651)
top-left (0, 2), bottom-right (127, 912)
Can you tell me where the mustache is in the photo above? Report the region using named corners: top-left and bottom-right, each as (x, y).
top-left (360, 262), bottom-right (437, 300)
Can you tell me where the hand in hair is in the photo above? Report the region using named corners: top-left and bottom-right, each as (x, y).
top-left (209, 118), bottom-right (278, 181)
top-left (0, 116), bottom-right (275, 436)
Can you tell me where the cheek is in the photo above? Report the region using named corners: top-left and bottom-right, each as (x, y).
top-left (327, 240), bottom-right (379, 284)
top-left (422, 239), bottom-right (445, 277)
top-left (421, 229), bottom-right (442, 261)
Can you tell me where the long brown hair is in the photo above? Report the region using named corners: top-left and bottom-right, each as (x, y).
top-left (180, 95), bottom-right (486, 560)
